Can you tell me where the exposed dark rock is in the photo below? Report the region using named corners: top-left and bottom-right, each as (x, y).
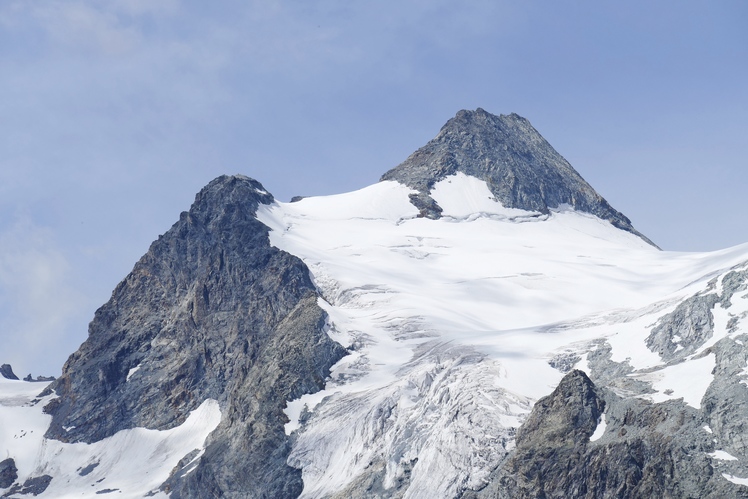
top-left (721, 267), bottom-right (748, 308)
top-left (43, 175), bottom-right (346, 498)
top-left (1, 475), bottom-right (52, 497)
top-left (78, 462), bottom-right (99, 477)
top-left (0, 459), bottom-right (17, 489)
top-left (381, 108), bottom-right (656, 246)
top-left (701, 333), bottom-right (748, 471)
top-left (646, 293), bottom-right (720, 362)
top-left (463, 370), bottom-right (746, 499)
top-left (22, 374), bottom-right (55, 382)
top-left (408, 192), bottom-right (443, 219)
top-left (0, 364), bottom-right (18, 380)
top-left (514, 370), bottom-right (605, 448)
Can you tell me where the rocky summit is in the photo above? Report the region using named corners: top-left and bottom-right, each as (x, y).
top-left (381, 109), bottom-right (656, 246)
top-left (2, 109), bottom-right (748, 498)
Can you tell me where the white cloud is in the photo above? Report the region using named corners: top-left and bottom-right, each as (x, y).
top-left (0, 216), bottom-right (85, 376)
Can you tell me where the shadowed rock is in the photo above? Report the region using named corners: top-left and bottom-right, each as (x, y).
top-left (463, 370), bottom-right (747, 499)
top-left (0, 459), bottom-right (18, 489)
top-left (0, 364), bottom-right (18, 380)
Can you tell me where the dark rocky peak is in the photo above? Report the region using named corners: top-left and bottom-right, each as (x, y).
top-left (1, 364), bottom-right (19, 380)
top-left (188, 174), bottom-right (274, 224)
top-left (381, 108), bottom-right (656, 247)
top-left (515, 369), bottom-right (605, 447)
top-left (42, 173), bottom-right (345, 497)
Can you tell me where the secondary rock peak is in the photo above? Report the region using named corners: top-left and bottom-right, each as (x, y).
top-left (381, 108), bottom-right (656, 247)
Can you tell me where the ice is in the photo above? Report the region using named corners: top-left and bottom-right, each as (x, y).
top-left (255, 174), bottom-right (748, 497)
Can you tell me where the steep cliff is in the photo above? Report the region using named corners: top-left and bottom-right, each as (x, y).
top-left (42, 175), bottom-right (346, 498)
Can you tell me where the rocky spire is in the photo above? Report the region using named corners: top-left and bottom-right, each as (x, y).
top-left (381, 108), bottom-right (656, 247)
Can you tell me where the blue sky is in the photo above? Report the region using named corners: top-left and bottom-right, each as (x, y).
top-left (1, 0), bottom-right (746, 375)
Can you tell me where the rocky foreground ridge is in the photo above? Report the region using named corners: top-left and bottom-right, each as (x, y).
top-left (41, 176), bottom-right (346, 497)
top-left (2, 109), bottom-right (748, 498)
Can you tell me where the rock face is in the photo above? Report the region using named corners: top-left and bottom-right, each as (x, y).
top-left (42, 175), bottom-right (346, 498)
top-left (1, 475), bottom-right (52, 497)
top-left (0, 364), bottom-right (18, 380)
top-left (0, 459), bottom-right (17, 489)
top-left (464, 370), bottom-right (746, 499)
top-left (381, 108), bottom-right (655, 246)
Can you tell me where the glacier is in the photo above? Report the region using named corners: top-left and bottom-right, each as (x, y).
top-left (257, 173), bottom-right (748, 498)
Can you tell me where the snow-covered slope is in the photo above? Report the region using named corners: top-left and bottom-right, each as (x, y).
top-left (0, 377), bottom-right (220, 498)
top-left (256, 173), bottom-right (748, 498)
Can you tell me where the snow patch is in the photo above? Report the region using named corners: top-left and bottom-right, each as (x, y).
top-left (633, 353), bottom-right (715, 409)
top-left (430, 173), bottom-right (537, 220)
top-left (709, 450), bottom-right (739, 461)
top-left (126, 364), bottom-right (141, 381)
top-left (723, 473), bottom-right (748, 486)
top-left (589, 413), bottom-right (606, 442)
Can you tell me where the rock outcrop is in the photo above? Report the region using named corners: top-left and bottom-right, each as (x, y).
top-left (0, 364), bottom-right (18, 380)
top-left (464, 370), bottom-right (747, 499)
top-left (42, 175), bottom-right (346, 498)
top-left (0, 460), bottom-right (17, 489)
top-left (381, 108), bottom-right (656, 246)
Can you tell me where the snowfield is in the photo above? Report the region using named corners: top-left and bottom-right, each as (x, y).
top-left (257, 175), bottom-right (748, 498)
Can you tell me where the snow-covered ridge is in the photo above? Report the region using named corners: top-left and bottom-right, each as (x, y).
top-left (256, 173), bottom-right (748, 498)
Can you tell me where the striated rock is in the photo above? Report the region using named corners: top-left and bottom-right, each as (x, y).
top-left (0, 364), bottom-right (18, 380)
top-left (42, 175), bottom-right (346, 498)
top-left (381, 108), bottom-right (655, 246)
top-left (463, 370), bottom-right (748, 499)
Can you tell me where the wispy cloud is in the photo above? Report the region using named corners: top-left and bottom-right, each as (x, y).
top-left (0, 216), bottom-right (85, 376)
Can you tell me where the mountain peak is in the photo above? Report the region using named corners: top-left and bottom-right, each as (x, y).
top-left (381, 108), bottom-right (656, 247)
top-left (190, 174), bottom-right (274, 216)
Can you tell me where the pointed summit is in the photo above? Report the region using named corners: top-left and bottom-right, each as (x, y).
top-left (381, 108), bottom-right (655, 246)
